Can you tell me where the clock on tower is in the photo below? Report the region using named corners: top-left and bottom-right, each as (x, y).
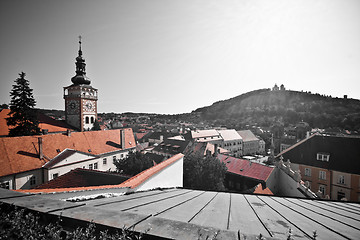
top-left (64, 36), bottom-right (98, 131)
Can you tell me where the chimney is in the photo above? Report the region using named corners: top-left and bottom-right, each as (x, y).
top-left (42, 129), bottom-right (48, 135)
top-left (38, 137), bottom-right (43, 159)
top-left (213, 144), bottom-right (218, 156)
top-left (121, 129), bottom-right (126, 149)
top-left (66, 129), bottom-right (71, 136)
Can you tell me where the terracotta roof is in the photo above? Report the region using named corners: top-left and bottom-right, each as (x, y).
top-left (0, 109), bottom-right (74, 136)
top-left (0, 128), bottom-right (136, 177)
top-left (17, 153), bottom-right (184, 194)
top-left (35, 168), bottom-right (129, 189)
top-left (253, 183), bottom-right (273, 195)
top-left (217, 154), bottom-right (274, 182)
top-left (237, 130), bottom-right (259, 142)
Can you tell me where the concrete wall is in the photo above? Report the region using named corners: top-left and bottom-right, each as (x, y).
top-left (135, 157), bottom-right (183, 192)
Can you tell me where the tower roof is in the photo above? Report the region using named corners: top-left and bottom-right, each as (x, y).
top-left (71, 36), bottom-right (91, 85)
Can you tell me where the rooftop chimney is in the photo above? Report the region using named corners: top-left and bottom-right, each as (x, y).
top-left (38, 137), bottom-right (43, 159)
top-left (213, 144), bottom-right (218, 156)
top-left (121, 129), bottom-right (126, 149)
top-left (66, 129), bottom-right (71, 136)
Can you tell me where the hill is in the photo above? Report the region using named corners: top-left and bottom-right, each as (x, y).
top-left (192, 89), bottom-right (360, 131)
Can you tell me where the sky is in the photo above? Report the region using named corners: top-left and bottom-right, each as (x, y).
top-left (0, 0), bottom-right (359, 114)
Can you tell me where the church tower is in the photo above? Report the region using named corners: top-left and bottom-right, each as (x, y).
top-left (64, 36), bottom-right (98, 131)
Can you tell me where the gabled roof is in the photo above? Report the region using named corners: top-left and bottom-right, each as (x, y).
top-left (0, 109), bottom-right (74, 136)
top-left (17, 153), bottom-right (184, 194)
top-left (119, 153), bottom-right (184, 189)
top-left (0, 128), bottom-right (136, 177)
top-left (217, 154), bottom-right (274, 182)
top-left (276, 134), bottom-right (360, 175)
top-left (217, 129), bottom-right (242, 141)
top-left (253, 183), bottom-right (273, 195)
top-left (237, 130), bottom-right (259, 142)
top-left (35, 168), bottom-right (129, 189)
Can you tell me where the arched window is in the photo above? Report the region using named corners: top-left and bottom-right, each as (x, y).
top-left (91, 117), bottom-right (94, 123)
top-left (85, 116), bottom-right (89, 124)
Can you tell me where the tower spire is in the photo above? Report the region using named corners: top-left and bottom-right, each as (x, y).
top-left (71, 35), bottom-right (90, 85)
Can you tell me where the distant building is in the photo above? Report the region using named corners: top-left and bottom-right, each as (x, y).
top-left (272, 84), bottom-right (279, 91)
top-left (276, 134), bottom-right (360, 202)
top-left (151, 138), bottom-right (191, 158)
top-left (217, 129), bottom-right (242, 157)
top-left (237, 130), bottom-right (260, 156)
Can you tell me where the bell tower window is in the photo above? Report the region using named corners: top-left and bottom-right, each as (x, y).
top-left (85, 116), bottom-right (89, 124)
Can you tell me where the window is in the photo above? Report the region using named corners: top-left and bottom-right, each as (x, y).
top-left (94, 162), bottom-right (98, 170)
top-left (319, 171), bottom-right (326, 180)
top-left (304, 168), bottom-right (311, 177)
top-left (103, 158), bottom-right (107, 165)
top-left (337, 191), bottom-right (345, 201)
top-left (121, 154), bottom-right (123, 158)
top-left (52, 173), bottom-right (59, 179)
top-left (316, 153), bottom-right (330, 162)
top-left (89, 163), bottom-right (93, 170)
top-left (338, 175), bottom-right (345, 185)
top-left (30, 176), bottom-right (36, 186)
top-left (85, 117), bottom-right (89, 124)
top-left (319, 185), bottom-right (326, 195)
top-left (0, 181), bottom-right (10, 189)
top-left (91, 117), bottom-right (94, 123)
top-left (113, 156), bottom-right (116, 162)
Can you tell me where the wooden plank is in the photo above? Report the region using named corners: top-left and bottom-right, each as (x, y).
top-left (127, 190), bottom-right (204, 216)
top-left (96, 189), bottom-right (191, 211)
top-left (247, 195), bottom-right (306, 239)
top-left (260, 196), bottom-right (337, 239)
top-left (156, 191), bottom-right (217, 223)
top-left (291, 198), bottom-right (360, 228)
top-left (87, 189), bottom-right (176, 207)
top-left (297, 199), bottom-right (360, 220)
top-left (189, 192), bottom-right (230, 230)
top-left (274, 197), bottom-right (359, 239)
top-left (229, 193), bottom-right (271, 237)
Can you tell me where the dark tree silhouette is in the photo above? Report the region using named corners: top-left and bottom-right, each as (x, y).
top-left (114, 151), bottom-right (153, 176)
top-left (91, 119), bottom-right (101, 130)
top-left (6, 72), bottom-right (40, 136)
top-left (183, 152), bottom-right (227, 191)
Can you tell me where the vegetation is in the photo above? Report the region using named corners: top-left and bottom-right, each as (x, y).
top-left (183, 152), bottom-right (227, 191)
top-left (0, 204), bottom-right (142, 240)
top-left (91, 119), bottom-right (101, 130)
top-left (6, 72), bottom-right (40, 136)
top-left (114, 151), bottom-right (153, 176)
top-left (192, 89), bottom-right (360, 131)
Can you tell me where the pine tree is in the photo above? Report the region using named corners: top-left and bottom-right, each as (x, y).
top-left (6, 72), bottom-right (40, 136)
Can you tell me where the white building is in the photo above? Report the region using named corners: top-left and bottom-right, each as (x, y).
top-left (217, 129), bottom-right (243, 157)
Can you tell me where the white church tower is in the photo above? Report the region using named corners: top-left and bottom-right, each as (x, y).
top-left (64, 36), bottom-right (98, 131)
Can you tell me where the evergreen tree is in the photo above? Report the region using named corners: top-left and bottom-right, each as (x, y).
top-left (6, 72), bottom-right (40, 136)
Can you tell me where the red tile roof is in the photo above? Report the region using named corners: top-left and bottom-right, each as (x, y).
top-left (35, 168), bottom-right (129, 189)
top-left (16, 153), bottom-right (184, 194)
top-left (0, 128), bottom-right (136, 177)
top-left (253, 183), bottom-right (273, 195)
top-left (0, 109), bottom-right (74, 136)
top-left (217, 154), bottom-right (274, 182)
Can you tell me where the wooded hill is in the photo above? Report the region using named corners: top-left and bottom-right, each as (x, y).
top-left (192, 89), bottom-right (360, 131)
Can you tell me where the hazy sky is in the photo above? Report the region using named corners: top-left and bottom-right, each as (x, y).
top-left (1, 0), bottom-right (359, 114)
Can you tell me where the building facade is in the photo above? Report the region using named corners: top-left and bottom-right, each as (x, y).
top-left (276, 134), bottom-right (360, 202)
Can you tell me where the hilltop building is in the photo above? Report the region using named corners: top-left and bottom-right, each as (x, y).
top-left (64, 37), bottom-right (98, 131)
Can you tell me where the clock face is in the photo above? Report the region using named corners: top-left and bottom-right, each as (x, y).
top-left (83, 100), bottom-right (95, 112)
top-left (67, 100), bottom-right (79, 114)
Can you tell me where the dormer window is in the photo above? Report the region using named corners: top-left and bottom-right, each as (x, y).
top-left (316, 153), bottom-right (330, 162)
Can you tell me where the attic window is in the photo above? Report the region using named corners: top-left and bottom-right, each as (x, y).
top-left (240, 169), bottom-right (244, 171)
top-left (56, 149), bottom-right (61, 153)
top-left (316, 153), bottom-right (330, 162)
top-left (88, 149), bottom-right (92, 152)
top-left (227, 160), bottom-right (231, 163)
top-left (129, 141), bottom-right (132, 145)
